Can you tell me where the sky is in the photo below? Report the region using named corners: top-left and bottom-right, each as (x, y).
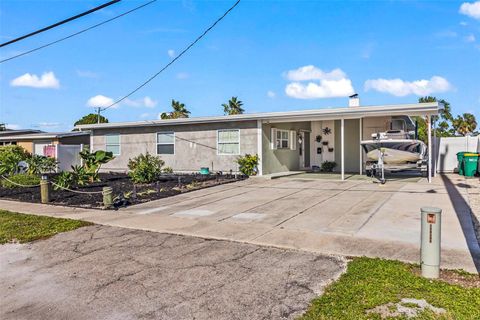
top-left (0, 0), bottom-right (479, 132)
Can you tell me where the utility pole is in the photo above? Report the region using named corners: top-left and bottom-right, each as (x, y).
top-left (97, 107), bottom-right (102, 124)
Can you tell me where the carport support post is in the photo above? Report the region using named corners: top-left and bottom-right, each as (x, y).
top-left (341, 118), bottom-right (345, 181)
top-left (427, 115), bottom-right (432, 183)
top-left (359, 117), bottom-right (363, 175)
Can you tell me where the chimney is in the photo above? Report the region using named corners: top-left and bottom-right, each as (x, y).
top-left (349, 94), bottom-right (360, 107)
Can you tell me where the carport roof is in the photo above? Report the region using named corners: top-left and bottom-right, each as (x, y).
top-left (76, 102), bottom-right (440, 130)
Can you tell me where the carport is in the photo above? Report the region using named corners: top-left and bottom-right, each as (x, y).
top-left (259, 99), bottom-right (441, 183)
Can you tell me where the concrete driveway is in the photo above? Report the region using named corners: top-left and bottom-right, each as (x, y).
top-left (0, 174), bottom-right (478, 272)
top-left (0, 225), bottom-right (345, 320)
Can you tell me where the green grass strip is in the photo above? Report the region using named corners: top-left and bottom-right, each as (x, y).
top-left (0, 210), bottom-right (92, 244)
top-left (299, 257), bottom-right (480, 320)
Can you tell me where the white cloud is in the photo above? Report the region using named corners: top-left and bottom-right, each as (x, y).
top-left (123, 96), bottom-right (157, 108)
top-left (6, 124), bottom-right (20, 130)
top-left (364, 76), bottom-right (452, 97)
top-left (176, 72), bottom-right (189, 80)
top-left (35, 122), bottom-right (61, 128)
top-left (460, 1), bottom-right (480, 20)
top-left (284, 65), bottom-right (346, 81)
top-left (460, 21), bottom-right (468, 26)
top-left (86, 95), bottom-right (116, 108)
top-left (139, 113), bottom-right (151, 119)
top-left (284, 66), bottom-right (355, 99)
top-left (167, 49), bottom-right (176, 58)
top-left (76, 70), bottom-right (99, 79)
top-left (10, 71), bottom-right (60, 89)
top-left (465, 34), bottom-right (476, 42)
top-left (267, 90), bottom-right (276, 98)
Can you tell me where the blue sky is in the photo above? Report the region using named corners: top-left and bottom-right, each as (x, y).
top-left (1, 0), bottom-right (479, 131)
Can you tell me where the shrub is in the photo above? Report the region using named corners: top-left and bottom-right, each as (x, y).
top-left (162, 166), bottom-right (173, 174)
top-left (25, 155), bottom-right (58, 175)
top-left (128, 152), bottom-right (165, 184)
top-left (79, 150), bottom-right (114, 182)
top-left (1, 174), bottom-right (40, 189)
top-left (236, 154), bottom-right (259, 176)
top-left (0, 145), bottom-right (30, 175)
top-left (53, 171), bottom-right (75, 190)
top-left (321, 161), bottom-right (337, 172)
top-left (70, 165), bottom-right (90, 186)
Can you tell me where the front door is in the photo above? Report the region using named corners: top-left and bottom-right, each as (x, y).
top-left (299, 132), bottom-right (311, 169)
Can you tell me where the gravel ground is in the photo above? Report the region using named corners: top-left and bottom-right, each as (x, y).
top-left (0, 225), bottom-right (346, 320)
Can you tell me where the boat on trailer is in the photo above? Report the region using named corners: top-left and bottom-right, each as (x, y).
top-left (361, 118), bottom-right (428, 182)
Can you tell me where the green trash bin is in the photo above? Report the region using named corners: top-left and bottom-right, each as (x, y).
top-left (463, 153), bottom-right (479, 177)
top-left (456, 151), bottom-right (469, 175)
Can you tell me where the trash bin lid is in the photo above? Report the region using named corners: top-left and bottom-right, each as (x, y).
top-left (463, 153), bottom-right (480, 157)
top-left (421, 207), bottom-right (442, 214)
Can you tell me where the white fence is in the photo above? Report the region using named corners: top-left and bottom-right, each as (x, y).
top-left (436, 136), bottom-right (480, 173)
top-left (39, 144), bottom-right (82, 172)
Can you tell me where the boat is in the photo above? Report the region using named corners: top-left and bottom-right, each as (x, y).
top-left (361, 127), bottom-right (428, 176)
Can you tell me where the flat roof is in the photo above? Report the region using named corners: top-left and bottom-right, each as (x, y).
top-left (0, 131), bottom-right (89, 141)
top-left (0, 129), bottom-right (43, 136)
top-left (76, 102), bottom-right (440, 130)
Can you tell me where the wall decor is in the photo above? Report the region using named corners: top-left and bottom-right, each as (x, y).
top-left (317, 147), bottom-right (322, 154)
top-left (322, 141), bottom-right (329, 146)
top-left (315, 135), bottom-right (322, 143)
top-left (328, 147), bottom-right (334, 152)
top-left (322, 127), bottom-right (332, 135)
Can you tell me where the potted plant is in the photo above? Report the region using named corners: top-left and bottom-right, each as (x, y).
top-left (328, 147), bottom-right (334, 152)
top-left (322, 141), bottom-right (329, 146)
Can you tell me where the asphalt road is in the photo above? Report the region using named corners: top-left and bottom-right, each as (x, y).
top-left (0, 225), bottom-right (346, 320)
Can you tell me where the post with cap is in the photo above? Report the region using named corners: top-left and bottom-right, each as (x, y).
top-left (420, 206), bottom-right (442, 278)
top-left (40, 175), bottom-right (51, 204)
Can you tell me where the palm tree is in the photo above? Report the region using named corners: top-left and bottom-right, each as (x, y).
top-left (452, 113), bottom-right (477, 136)
top-left (222, 97), bottom-right (244, 115)
top-left (160, 100), bottom-right (191, 119)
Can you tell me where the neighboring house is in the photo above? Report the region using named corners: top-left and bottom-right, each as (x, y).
top-left (0, 131), bottom-right (90, 155)
top-left (76, 99), bottom-right (440, 181)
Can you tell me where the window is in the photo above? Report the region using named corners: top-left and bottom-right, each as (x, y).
top-left (217, 129), bottom-right (240, 155)
top-left (105, 134), bottom-right (120, 155)
top-left (276, 129), bottom-right (290, 149)
top-left (157, 132), bottom-right (175, 154)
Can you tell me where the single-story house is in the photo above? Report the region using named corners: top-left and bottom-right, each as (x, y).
top-left (0, 131), bottom-right (90, 156)
top-left (76, 98), bottom-right (440, 181)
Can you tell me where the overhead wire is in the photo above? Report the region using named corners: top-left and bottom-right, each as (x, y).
top-left (100, 0), bottom-right (242, 112)
top-left (0, 0), bottom-right (122, 48)
top-left (0, 0), bottom-right (157, 64)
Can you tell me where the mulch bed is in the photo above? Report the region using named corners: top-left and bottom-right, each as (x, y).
top-left (0, 173), bottom-right (245, 210)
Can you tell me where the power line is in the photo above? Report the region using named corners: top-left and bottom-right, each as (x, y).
top-left (0, 0), bottom-right (157, 64)
top-left (0, 0), bottom-right (121, 48)
top-left (100, 0), bottom-right (242, 112)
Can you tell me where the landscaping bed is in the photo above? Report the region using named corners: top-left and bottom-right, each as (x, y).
top-left (0, 172), bottom-right (245, 209)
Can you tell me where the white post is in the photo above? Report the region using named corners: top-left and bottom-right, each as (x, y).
top-left (359, 117), bottom-right (363, 175)
top-left (427, 115), bottom-right (432, 183)
top-left (433, 117), bottom-right (437, 177)
top-left (256, 120), bottom-right (263, 176)
top-left (341, 118), bottom-right (345, 181)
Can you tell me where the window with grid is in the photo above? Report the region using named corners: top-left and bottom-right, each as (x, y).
top-left (157, 132), bottom-right (175, 154)
top-left (276, 129), bottom-right (290, 149)
top-left (217, 129), bottom-right (240, 155)
top-left (105, 134), bottom-right (120, 155)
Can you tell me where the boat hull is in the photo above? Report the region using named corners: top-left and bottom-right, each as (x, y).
top-left (361, 140), bottom-right (426, 165)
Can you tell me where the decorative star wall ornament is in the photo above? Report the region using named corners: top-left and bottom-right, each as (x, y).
top-left (323, 127), bottom-right (332, 135)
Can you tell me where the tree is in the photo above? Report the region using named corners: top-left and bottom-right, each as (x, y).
top-left (415, 97), bottom-right (456, 142)
top-left (452, 113), bottom-right (477, 136)
top-left (222, 97), bottom-right (244, 115)
top-left (74, 113), bottom-right (108, 126)
top-left (160, 100), bottom-right (191, 119)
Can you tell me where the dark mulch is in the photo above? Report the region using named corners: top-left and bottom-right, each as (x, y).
top-left (0, 173), bottom-right (245, 209)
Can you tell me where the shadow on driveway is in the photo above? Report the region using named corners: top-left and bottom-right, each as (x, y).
top-left (441, 175), bottom-right (480, 272)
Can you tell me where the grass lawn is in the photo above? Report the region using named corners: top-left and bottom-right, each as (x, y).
top-left (300, 257), bottom-right (480, 320)
top-left (0, 210), bottom-right (92, 244)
